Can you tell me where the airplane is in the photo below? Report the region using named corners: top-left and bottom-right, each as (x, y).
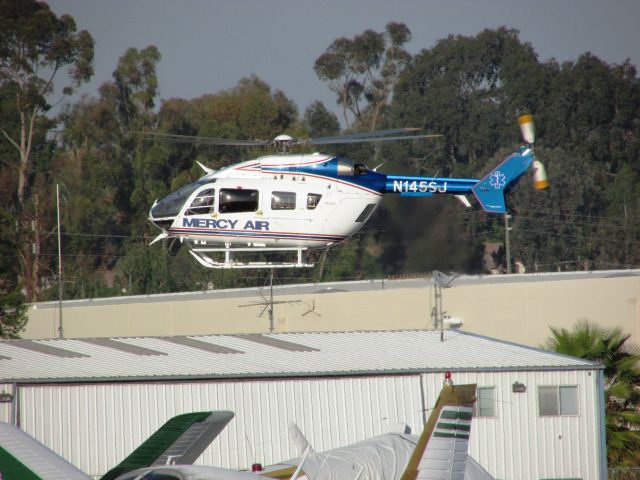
top-left (146, 114), bottom-right (547, 269)
top-left (0, 375), bottom-right (488, 480)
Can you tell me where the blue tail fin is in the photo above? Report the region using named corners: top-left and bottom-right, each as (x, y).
top-left (471, 149), bottom-right (534, 213)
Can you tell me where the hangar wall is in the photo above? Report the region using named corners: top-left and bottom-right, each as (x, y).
top-left (25, 271), bottom-right (640, 348)
top-left (15, 369), bottom-right (604, 480)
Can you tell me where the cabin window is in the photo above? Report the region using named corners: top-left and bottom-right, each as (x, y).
top-left (219, 188), bottom-right (259, 213)
top-left (271, 191), bottom-right (296, 210)
top-left (307, 193), bottom-right (322, 210)
top-left (473, 387), bottom-right (497, 417)
top-left (186, 188), bottom-right (215, 215)
top-left (538, 385), bottom-right (579, 416)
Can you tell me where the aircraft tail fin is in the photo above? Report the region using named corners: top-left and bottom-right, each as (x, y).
top-left (471, 149), bottom-right (534, 213)
top-left (100, 410), bottom-right (234, 480)
top-left (400, 381), bottom-right (477, 480)
top-left (0, 422), bottom-right (91, 480)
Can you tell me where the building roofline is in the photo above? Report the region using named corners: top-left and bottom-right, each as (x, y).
top-left (29, 269), bottom-right (640, 310)
top-left (5, 363), bottom-right (603, 385)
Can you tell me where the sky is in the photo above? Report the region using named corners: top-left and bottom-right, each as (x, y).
top-left (47, 0), bottom-right (640, 120)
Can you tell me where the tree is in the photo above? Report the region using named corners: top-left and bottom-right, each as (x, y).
top-left (544, 320), bottom-right (640, 466)
top-left (303, 100), bottom-right (340, 137)
top-left (0, 0), bottom-right (94, 207)
top-left (0, 208), bottom-right (27, 338)
top-left (0, 0), bottom-right (93, 302)
top-left (314, 22), bottom-right (411, 129)
top-left (393, 27), bottom-right (546, 174)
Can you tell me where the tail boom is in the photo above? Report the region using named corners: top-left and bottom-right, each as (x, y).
top-left (385, 149), bottom-right (533, 213)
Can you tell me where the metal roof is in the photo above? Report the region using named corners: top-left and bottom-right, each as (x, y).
top-left (0, 329), bottom-right (599, 384)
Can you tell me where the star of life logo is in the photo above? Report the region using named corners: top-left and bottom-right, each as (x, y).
top-left (489, 170), bottom-right (506, 189)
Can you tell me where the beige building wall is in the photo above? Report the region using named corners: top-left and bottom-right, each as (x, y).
top-left (25, 271), bottom-right (640, 348)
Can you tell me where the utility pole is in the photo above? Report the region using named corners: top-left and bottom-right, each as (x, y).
top-left (504, 213), bottom-right (512, 274)
top-left (56, 184), bottom-right (64, 339)
top-left (268, 269), bottom-right (274, 333)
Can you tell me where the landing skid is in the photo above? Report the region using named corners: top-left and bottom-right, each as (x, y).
top-left (189, 246), bottom-right (314, 269)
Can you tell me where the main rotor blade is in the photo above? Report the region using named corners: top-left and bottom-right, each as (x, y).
top-left (307, 133), bottom-right (443, 145)
top-left (136, 131), bottom-right (270, 146)
top-left (307, 128), bottom-right (422, 143)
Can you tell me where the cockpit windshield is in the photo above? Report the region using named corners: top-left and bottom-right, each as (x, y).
top-left (150, 178), bottom-right (213, 219)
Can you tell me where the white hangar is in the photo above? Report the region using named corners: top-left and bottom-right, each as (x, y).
top-left (0, 329), bottom-right (606, 479)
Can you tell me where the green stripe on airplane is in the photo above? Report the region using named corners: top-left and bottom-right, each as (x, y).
top-left (100, 411), bottom-right (212, 480)
top-left (440, 410), bottom-right (472, 421)
top-left (0, 445), bottom-right (42, 480)
top-left (436, 422), bottom-right (471, 432)
top-left (433, 431), bottom-right (470, 439)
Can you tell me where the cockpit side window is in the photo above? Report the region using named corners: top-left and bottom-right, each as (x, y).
top-left (219, 188), bottom-right (259, 213)
top-left (307, 193), bottom-right (322, 210)
top-left (186, 188), bottom-right (215, 216)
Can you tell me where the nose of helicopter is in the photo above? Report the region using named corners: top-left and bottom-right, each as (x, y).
top-left (149, 197), bottom-right (177, 231)
top-left (149, 179), bottom-right (208, 231)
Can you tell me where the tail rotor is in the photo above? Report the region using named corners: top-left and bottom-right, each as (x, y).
top-left (518, 114), bottom-right (549, 190)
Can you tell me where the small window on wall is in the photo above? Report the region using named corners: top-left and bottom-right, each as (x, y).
top-left (219, 188), bottom-right (259, 213)
top-left (538, 385), bottom-right (579, 416)
top-left (271, 191), bottom-right (296, 210)
top-left (186, 188), bottom-right (215, 215)
top-left (307, 193), bottom-right (322, 210)
top-left (473, 387), bottom-right (496, 417)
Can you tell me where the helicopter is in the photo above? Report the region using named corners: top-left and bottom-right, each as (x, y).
top-left (147, 115), bottom-right (548, 269)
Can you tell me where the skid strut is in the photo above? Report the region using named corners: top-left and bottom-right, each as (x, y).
top-left (189, 244), bottom-right (314, 269)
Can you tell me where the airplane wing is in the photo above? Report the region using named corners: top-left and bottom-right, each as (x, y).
top-left (0, 422), bottom-right (91, 480)
top-left (101, 410), bottom-right (234, 480)
top-left (401, 383), bottom-right (477, 480)
top-left (271, 433), bottom-right (417, 480)
top-left (266, 381), bottom-right (480, 480)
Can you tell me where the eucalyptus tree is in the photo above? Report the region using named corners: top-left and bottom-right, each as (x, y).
top-left (0, 0), bottom-right (94, 207)
top-left (314, 22), bottom-right (412, 130)
top-left (0, 0), bottom-right (93, 302)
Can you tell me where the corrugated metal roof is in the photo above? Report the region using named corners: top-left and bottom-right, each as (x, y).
top-left (0, 329), bottom-right (598, 384)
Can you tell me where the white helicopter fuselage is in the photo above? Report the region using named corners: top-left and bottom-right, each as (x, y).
top-left (150, 154), bottom-right (383, 251)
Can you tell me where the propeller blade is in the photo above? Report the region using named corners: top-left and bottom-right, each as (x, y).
top-left (307, 133), bottom-right (442, 145)
top-left (135, 128), bottom-right (441, 150)
top-left (518, 114), bottom-right (535, 144)
top-left (532, 159), bottom-right (549, 190)
top-left (136, 131), bottom-right (270, 147)
top-left (307, 127), bottom-right (422, 143)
